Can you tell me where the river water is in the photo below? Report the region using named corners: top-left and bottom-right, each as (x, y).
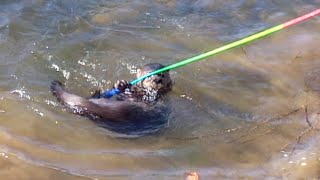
top-left (0, 0), bottom-right (320, 179)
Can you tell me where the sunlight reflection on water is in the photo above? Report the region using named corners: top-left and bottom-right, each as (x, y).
top-left (0, 0), bottom-right (319, 179)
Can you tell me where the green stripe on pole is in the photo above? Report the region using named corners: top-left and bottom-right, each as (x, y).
top-left (131, 8), bottom-right (320, 85)
top-left (130, 24), bottom-right (284, 85)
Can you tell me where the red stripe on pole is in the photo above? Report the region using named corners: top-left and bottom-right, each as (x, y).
top-left (283, 8), bottom-right (320, 28)
top-left (128, 8), bottom-right (320, 86)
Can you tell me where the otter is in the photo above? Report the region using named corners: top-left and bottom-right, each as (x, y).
top-left (50, 63), bottom-right (172, 136)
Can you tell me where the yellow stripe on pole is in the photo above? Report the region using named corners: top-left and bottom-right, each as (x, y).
top-left (131, 24), bottom-right (284, 85)
top-left (130, 9), bottom-right (320, 85)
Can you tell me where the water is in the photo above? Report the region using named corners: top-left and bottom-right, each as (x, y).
top-left (0, 0), bottom-right (320, 179)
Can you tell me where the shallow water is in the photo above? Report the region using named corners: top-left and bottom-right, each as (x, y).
top-left (0, 0), bottom-right (320, 179)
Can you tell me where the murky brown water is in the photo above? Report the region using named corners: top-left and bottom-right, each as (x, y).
top-left (0, 0), bottom-right (320, 179)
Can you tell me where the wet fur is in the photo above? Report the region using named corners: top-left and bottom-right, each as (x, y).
top-left (51, 81), bottom-right (141, 121)
top-left (50, 64), bottom-right (171, 135)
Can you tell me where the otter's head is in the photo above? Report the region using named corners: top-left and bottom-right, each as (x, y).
top-left (137, 63), bottom-right (172, 94)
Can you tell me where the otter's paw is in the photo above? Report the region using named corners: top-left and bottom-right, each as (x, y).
top-left (90, 89), bottom-right (101, 98)
top-left (113, 80), bottom-right (131, 92)
top-left (50, 80), bottom-right (64, 97)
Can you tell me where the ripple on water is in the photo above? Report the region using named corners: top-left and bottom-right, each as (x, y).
top-left (0, 127), bottom-right (188, 178)
top-left (1, 0), bottom-right (320, 179)
top-left (0, 16), bottom-right (9, 28)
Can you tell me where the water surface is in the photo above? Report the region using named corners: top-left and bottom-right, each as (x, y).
top-left (0, 0), bottom-right (320, 179)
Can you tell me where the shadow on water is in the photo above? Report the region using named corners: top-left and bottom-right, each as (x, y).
top-left (0, 0), bottom-right (320, 179)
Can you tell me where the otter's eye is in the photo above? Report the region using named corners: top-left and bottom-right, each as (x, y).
top-left (155, 79), bottom-right (163, 83)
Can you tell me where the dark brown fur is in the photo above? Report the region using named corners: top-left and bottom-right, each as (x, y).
top-left (50, 63), bottom-right (172, 136)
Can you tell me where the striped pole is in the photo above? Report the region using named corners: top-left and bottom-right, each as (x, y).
top-left (103, 9), bottom-right (320, 98)
top-left (131, 8), bottom-right (320, 85)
